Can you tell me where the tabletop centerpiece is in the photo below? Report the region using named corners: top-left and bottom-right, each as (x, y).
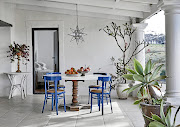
top-left (7, 42), bottom-right (30, 72)
top-left (65, 67), bottom-right (80, 76)
top-left (77, 66), bottom-right (90, 76)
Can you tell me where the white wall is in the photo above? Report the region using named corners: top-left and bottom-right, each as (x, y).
top-left (13, 9), bottom-right (130, 97)
top-left (0, 4), bottom-right (133, 98)
top-left (0, 2), bottom-right (16, 97)
top-left (0, 27), bottom-right (11, 96)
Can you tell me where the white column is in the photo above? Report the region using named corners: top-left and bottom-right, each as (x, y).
top-left (163, 5), bottom-right (180, 98)
top-left (131, 23), bottom-right (147, 98)
top-left (133, 23), bottom-right (148, 68)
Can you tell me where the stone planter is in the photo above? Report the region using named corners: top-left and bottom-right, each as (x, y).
top-left (140, 102), bottom-right (171, 126)
top-left (116, 83), bottom-right (129, 99)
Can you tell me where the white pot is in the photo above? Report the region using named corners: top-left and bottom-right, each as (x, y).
top-left (116, 83), bottom-right (129, 99)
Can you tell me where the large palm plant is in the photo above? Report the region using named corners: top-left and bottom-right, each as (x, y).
top-left (122, 58), bottom-right (167, 104)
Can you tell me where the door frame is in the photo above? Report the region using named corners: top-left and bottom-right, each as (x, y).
top-left (26, 20), bottom-right (65, 95)
top-left (32, 28), bottom-right (59, 94)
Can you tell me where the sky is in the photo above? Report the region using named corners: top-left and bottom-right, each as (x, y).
top-left (144, 11), bottom-right (165, 35)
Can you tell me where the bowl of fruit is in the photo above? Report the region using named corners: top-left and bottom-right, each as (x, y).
top-left (77, 67), bottom-right (90, 76)
top-left (65, 67), bottom-right (80, 77)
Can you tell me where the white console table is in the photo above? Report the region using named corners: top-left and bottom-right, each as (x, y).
top-left (4, 72), bottom-right (30, 99)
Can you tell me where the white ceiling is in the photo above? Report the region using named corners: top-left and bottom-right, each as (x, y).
top-left (4, 0), bottom-right (161, 21)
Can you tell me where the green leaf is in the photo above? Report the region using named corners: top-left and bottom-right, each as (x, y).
top-left (149, 121), bottom-right (166, 127)
top-left (133, 74), bottom-right (145, 82)
top-left (144, 59), bottom-right (152, 75)
top-left (160, 100), bottom-right (166, 124)
top-left (122, 88), bottom-right (130, 92)
top-left (137, 87), bottom-right (148, 99)
top-left (134, 58), bottom-right (144, 75)
top-left (127, 83), bottom-right (142, 94)
top-left (152, 81), bottom-right (159, 86)
top-left (151, 114), bottom-right (163, 124)
top-left (122, 74), bottom-right (134, 81)
top-left (165, 106), bottom-right (171, 127)
top-left (133, 99), bottom-right (142, 105)
top-left (142, 112), bottom-right (154, 123)
top-left (150, 64), bottom-right (164, 81)
top-left (126, 68), bottom-right (137, 74)
top-left (153, 75), bottom-right (167, 81)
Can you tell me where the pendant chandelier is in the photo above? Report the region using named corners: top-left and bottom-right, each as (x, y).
top-left (68, 4), bottom-right (87, 44)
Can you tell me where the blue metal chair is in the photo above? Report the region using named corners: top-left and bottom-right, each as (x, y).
top-left (90, 76), bottom-right (113, 115)
top-left (42, 75), bottom-right (66, 115)
top-left (46, 72), bottom-right (65, 90)
top-left (88, 73), bottom-right (107, 104)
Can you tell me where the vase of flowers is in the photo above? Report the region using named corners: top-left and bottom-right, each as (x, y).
top-left (7, 42), bottom-right (30, 72)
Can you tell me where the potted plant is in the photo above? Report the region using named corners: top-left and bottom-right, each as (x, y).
top-left (122, 58), bottom-right (170, 126)
top-left (144, 100), bottom-right (180, 127)
top-left (100, 22), bottom-right (149, 99)
top-left (110, 58), bottom-right (134, 99)
top-left (7, 42), bottom-right (30, 72)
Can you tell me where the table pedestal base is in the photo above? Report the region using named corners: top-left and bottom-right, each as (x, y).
top-left (59, 104), bottom-right (90, 111)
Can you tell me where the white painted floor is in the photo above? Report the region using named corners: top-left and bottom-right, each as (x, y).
top-left (0, 95), bottom-right (144, 127)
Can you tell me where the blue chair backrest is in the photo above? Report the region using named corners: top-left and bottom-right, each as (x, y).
top-left (44, 74), bottom-right (62, 93)
top-left (98, 77), bottom-right (111, 82)
top-left (44, 76), bottom-right (61, 81)
top-left (93, 73), bottom-right (107, 85)
top-left (46, 72), bottom-right (61, 75)
top-left (93, 73), bottom-right (107, 75)
top-left (98, 76), bottom-right (112, 93)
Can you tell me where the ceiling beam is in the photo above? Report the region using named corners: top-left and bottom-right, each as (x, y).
top-left (45, 0), bottom-right (151, 12)
top-left (15, 4), bottom-right (130, 21)
top-left (120, 0), bottom-right (158, 4)
top-left (139, 0), bottom-right (162, 22)
top-left (5, 0), bottom-right (144, 18)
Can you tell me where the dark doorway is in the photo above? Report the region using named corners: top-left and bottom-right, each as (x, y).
top-left (32, 28), bottom-right (59, 94)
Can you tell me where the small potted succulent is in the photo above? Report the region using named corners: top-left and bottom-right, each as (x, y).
top-left (122, 58), bottom-right (170, 126)
top-left (100, 22), bottom-right (149, 99)
top-left (7, 42), bottom-right (30, 72)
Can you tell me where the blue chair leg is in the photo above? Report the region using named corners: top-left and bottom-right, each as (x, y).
top-left (106, 95), bottom-right (108, 105)
top-left (63, 93), bottom-right (66, 112)
top-left (109, 94), bottom-right (113, 113)
top-left (52, 94), bottom-right (54, 111)
top-left (42, 95), bottom-right (47, 113)
top-left (88, 88), bottom-right (90, 104)
top-left (98, 94), bottom-right (100, 111)
top-left (102, 94), bottom-right (104, 115)
top-left (90, 93), bottom-right (92, 113)
top-left (56, 97), bottom-right (58, 115)
top-left (54, 97), bottom-right (55, 106)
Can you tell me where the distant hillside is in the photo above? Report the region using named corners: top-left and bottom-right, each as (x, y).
top-left (145, 34), bottom-right (165, 44)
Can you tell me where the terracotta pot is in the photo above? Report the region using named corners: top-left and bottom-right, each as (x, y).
top-left (116, 83), bottom-right (129, 99)
top-left (140, 102), bottom-right (171, 127)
